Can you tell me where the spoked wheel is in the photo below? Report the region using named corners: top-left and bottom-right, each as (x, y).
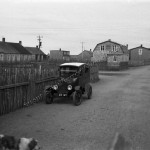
top-left (45, 94), bottom-right (53, 104)
top-left (87, 86), bottom-right (92, 99)
top-left (73, 90), bottom-right (82, 106)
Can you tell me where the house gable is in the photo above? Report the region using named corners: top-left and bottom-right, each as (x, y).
top-left (92, 40), bottom-right (128, 62)
top-left (93, 40), bottom-right (128, 54)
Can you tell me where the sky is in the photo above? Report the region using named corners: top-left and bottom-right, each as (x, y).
top-left (0, 0), bottom-right (150, 55)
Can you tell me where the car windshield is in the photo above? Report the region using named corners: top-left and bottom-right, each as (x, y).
top-left (60, 66), bottom-right (79, 78)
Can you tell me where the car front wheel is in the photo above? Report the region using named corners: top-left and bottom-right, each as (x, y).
top-left (73, 91), bottom-right (82, 106)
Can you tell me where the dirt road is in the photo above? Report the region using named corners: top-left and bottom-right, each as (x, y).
top-left (0, 66), bottom-right (150, 150)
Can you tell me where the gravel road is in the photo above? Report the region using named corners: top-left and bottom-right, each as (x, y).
top-left (0, 66), bottom-right (150, 150)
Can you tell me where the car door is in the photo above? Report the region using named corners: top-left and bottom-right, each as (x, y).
top-left (78, 65), bottom-right (90, 88)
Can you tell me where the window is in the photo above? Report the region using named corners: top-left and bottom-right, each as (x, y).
top-left (100, 45), bottom-right (105, 51)
top-left (112, 45), bottom-right (118, 52)
top-left (138, 49), bottom-right (142, 55)
top-left (113, 56), bottom-right (117, 62)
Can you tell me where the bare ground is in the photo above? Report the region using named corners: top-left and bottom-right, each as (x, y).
top-left (0, 66), bottom-right (150, 150)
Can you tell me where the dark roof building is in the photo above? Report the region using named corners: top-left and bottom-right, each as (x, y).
top-left (25, 46), bottom-right (46, 55)
top-left (25, 46), bottom-right (47, 61)
top-left (0, 38), bottom-right (31, 54)
top-left (77, 50), bottom-right (93, 62)
top-left (0, 38), bottom-right (44, 62)
top-left (0, 41), bottom-right (19, 54)
top-left (9, 42), bottom-right (31, 54)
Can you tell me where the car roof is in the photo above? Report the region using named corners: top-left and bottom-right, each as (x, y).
top-left (60, 62), bottom-right (85, 67)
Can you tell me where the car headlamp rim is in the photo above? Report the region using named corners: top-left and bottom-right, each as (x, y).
top-left (67, 85), bottom-right (72, 90)
top-left (53, 84), bottom-right (58, 90)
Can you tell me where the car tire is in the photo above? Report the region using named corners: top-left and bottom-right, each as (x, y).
top-left (45, 95), bottom-right (53, 104)
top-left (87, 85), bottom-right (92, 99)
top-left (73, 90), bottom-right (82, 106)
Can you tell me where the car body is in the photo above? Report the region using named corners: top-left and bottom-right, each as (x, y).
top-left (44, 62), bottom-right (92, 106)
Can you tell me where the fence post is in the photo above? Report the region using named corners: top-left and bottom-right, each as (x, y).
top-left (26, 64), bottom-right (35, 106)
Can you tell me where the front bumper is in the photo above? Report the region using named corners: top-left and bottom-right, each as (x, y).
top-left (54, 90), bottom-right (74, 97)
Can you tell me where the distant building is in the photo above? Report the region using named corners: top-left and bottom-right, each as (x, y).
top-left (92, 39), bottom-right (129, 63)
top-left (25, 46), bottom-right (47, 61)
top-left (129, 45), bottom-right (150, 65)
top-left (70, 50), bottom-right (93, 62)
top-left (92, 39), bottom-right (129, 70)
top-left (70, 55), bottom-right (78, 62)
top-left (50, 49), bottom-right (70, 61)
top-left (0, 38), bottom-right (32, 62)
top-left (77, 50), bottom-right (93, 62)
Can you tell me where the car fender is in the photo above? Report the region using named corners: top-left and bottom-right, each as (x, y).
top-left (44, 85), bottom-right (55, 95)
top-left (44, 85), bottom-right (52, 92)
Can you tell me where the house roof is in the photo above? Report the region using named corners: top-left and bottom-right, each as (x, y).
top-left (50, 50), bottom-right (69, 52)
top-left (25, 47), bottom-right (46, 55)
top-left (78, 50), bottom-right (93, 56)
top-left (96, 40), bottom-right (122, 47)
top-left (129, 45), bottom-right (150, 51)
top-left (0, 42), bottom-right (19, 54)
top-left (9, 43), bottom-right (31, 54)
top-left (94, 39), bottom-right (128, 54)
top-left (0, 41), bottom-right (32, 54)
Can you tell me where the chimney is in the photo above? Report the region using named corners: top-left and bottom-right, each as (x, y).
top-left (126, 44), bottom-right (128, 48)
top-left (90, 49), bottom-right (92, 51)
top-left (19, 41), bottom-right (22, 45)
top-left (59, 48), bottom-right (61, 51)
top-left (36, 45), bottom-right (39, 48)
top-left (141, 44), bottom-right (143, 47)
top-left (108, 39), bottom-right (111, 41)
top-left (2, 38), bottom-right (5, 42)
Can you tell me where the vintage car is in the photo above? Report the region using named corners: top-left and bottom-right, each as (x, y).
top-left (44, 62), bottom-right (92, 106)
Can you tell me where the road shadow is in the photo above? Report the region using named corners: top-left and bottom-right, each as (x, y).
top-left (99, 71), bottom-right (130, 76)
top-left (52, 94), bottom-right (89, 105)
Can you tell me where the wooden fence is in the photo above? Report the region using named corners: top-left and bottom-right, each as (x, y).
top-left (0, 62), bottom-right (99, 116)
top-left (0, 63), bottom-right (58, 115)
top-left (129, 60), bottom-right (150, 67)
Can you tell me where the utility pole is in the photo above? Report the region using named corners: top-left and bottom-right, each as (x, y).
top-left (81, 42), bottom-right (85, 61)
top-left (37, 35), bottom-right (43, 49)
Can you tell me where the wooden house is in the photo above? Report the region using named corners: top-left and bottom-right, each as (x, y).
top-left (92, 39), bottom-right (129, 69)
top-left (0, 38), bottom-right (32, 62)
top-left (25, 46), bottom-right (47, 61)
top-left (129, 45), bottom-right (150, 66)
top-left (77, 50), bottom-right (93, 62)
top-left (50, 49), bottom-right (70, 61)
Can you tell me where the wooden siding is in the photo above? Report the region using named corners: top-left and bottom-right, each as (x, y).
top-left (93, 41), bottom-right (124, 62)
top-left (0, 54), bottom-right (36, 62)
top-left (130, 47), bottom-right (150, 61)
top-left (107, 54), bottom-right (129, 63)
top-left (0, 63), bottom-right (59, 115)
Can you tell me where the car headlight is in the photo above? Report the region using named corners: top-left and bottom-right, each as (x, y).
top-left (53, 85), bottom-right (58, 90)
top-left (67, 85), bottom-right (72, 90)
